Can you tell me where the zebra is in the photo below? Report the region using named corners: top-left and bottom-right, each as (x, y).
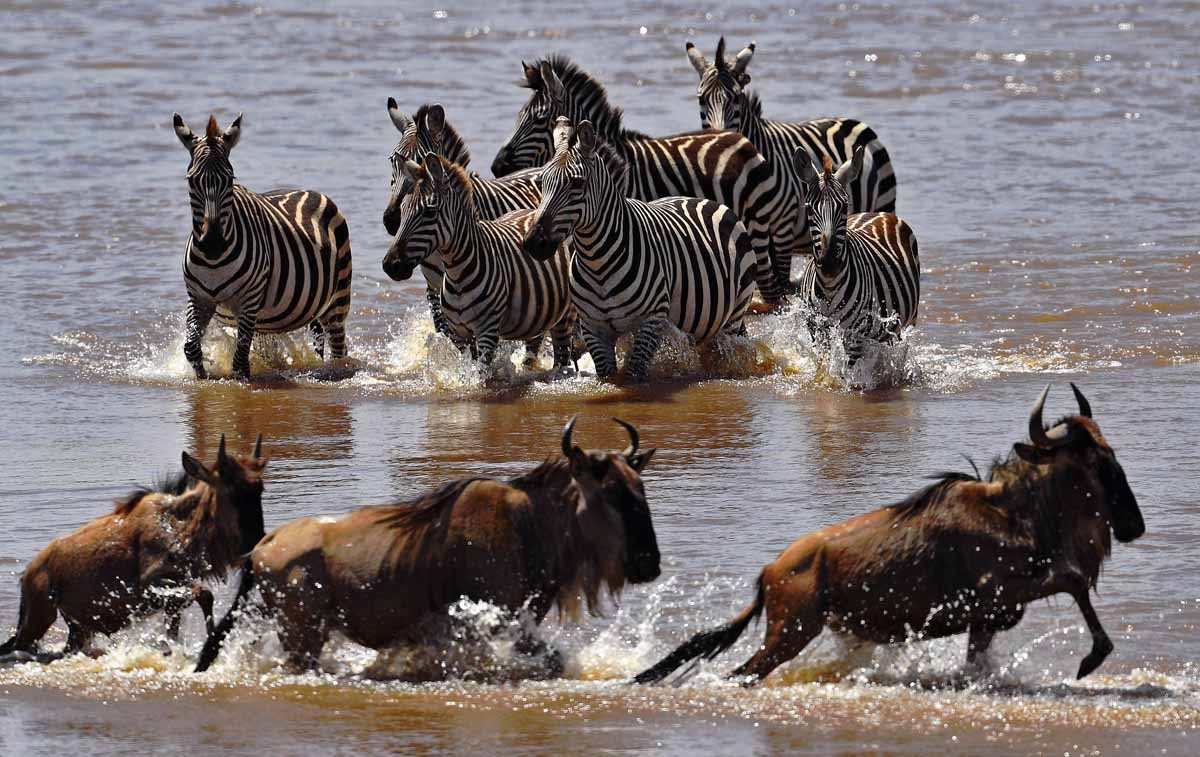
top-left (492, 56), bottom-right (795, 308)
top-left (795, 146), bottom-right (920, 365)
top-left (522, 118), bottom-right (756, 384)
top-left (382, 154), bottom-right (576, 372)
top-left (173, 113), bottom-right (352, 380)
top-left (686, 37), bottom-right (898, 290)
top-left (383, 101), bottom-right (554, 363)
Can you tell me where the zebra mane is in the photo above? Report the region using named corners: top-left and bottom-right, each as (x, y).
top-left (529, 55), bottom-right (647, 141)
top-left (594, 140), bottom-right (630, 197)
top-left (432, 155), bottom-right (476, 208)
top-left (413, 104), bottom-right (472, 168)
top-left (744, 90), bottom-right (764, 120)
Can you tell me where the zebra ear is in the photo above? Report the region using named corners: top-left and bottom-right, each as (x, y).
top-left (834, 146), bottom-right (866, 187)
top-left (388, 97), bottom-right (413, 133)
top-left (423, 155), bottom-right (447, 188)
top-left (521, 60), bottom-right (541, 89)
top-left (576, 121), bottom-right (596, 157)
top-left (552, 117), bottom-right (573, 152)
top-left (425, 104), bottom-right (446, 143)
top-left (173, 113), bottom-right (196, 152)
top-left (793, 148), bottom-right (820, 197)
top-left (685, 41), bottom-right (709, 75)
top-left (401, 158), bottom-right (423, 183)
top-left (732, 42), bottom-right (755, 80)
top-left (539, 60), bottom-right (566, 103)
top-left (222, 113), bottom-right (243, 151)
top-left (715, 37), bottom-right (727, 68)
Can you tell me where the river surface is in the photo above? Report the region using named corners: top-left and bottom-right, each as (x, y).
top-left (1, 1), bottom-right (1198, 754)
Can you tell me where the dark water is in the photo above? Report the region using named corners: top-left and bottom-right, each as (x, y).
top-left (1, 1), bottom-right (1198, 754)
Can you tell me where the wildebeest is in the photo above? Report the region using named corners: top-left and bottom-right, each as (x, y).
top-left (195, 417), bottom-right (659, 676)
top-left (635, 384), bottom-right (1143, 685)
top-left (0, 435), bottom-right (267, 659)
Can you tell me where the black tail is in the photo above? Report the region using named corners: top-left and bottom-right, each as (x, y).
top-left (194, 558), bottom-right (257, 673)
top-left (0, 594), bottom-right (27, 655)
top-left (633, 577), bottom-right (765, 685)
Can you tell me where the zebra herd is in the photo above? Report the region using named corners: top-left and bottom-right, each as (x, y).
top-left (176, 39), bottom-right (921, 383)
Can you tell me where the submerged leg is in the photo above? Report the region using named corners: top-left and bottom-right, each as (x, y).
top-left (309, 321), bottom-right (326, 360)
top-left (729, 572), bottom-right (825, 685)
top-left (522, 334), bottom-right (544, 370)
top-left (580, 325), bottom-right (618, 380)
top-left (625, 315), bottom-right (668, 384)
top-left (64, 621), bottom-right (94, 655)
top-left (183, 296), bottom-right (215, 380)
top-left (965, 625), bottom-right (995, 674)
top-left (549, 311), bottom-right (577, 374)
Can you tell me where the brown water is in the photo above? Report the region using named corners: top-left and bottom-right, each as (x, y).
top-left (1, 1), bottom-right (1199, 754)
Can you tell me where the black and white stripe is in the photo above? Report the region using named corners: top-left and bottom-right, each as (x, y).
top-left (174, 113), bottom-right (352, 379)
top-left (522, 119), bottom-right (756, 383)
top-left (382, 155), bottom-right (575, 370)
top-left (795, 147), bottom-right (919, 362)
top-left (492, 56), bottom-right (795, 306)
top-left (688, 38), bottom-right (898, 289)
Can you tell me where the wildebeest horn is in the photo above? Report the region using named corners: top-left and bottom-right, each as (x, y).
top-left (1029, 385), bottom-right (1070, 449)
top-left (1070, 382), bottom-right (1092, 418)
top-left (612, 417), bottom-right (639, 456)
top-left (253, 433), bottom-right (263, 458)
top-left (562, 415), bottom-right (579, 457)
top-left (217, 433), bottom-right (228, 464)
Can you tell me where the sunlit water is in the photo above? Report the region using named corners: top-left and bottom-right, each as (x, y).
top-left (1, 1), bottom-right (1198, 754)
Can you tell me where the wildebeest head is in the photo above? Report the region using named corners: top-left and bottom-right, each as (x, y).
top-left (174, 112), bottom-right (241, 258)
top-left (795, 146), bottom-right (864, 269)
top-left (1013, 384), bottom-right (1144, 543)
top-left (560, 416), bottom-right (660, 586)
top-left (181, 433), bottom-right (268, 554)
top-left (687, 37), bottom-right (756, 131)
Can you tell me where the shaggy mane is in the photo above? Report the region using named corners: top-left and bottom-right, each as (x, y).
top-left (113, 469), bottom-right (191, 515)
top-left (413, 104), bottom-right (472, 168)
top-left (377, 477), bottom-right (486, 532)
top-left (528, 55), bottom-right (648, 141)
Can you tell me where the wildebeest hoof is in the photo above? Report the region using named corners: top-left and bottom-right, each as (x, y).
top-left (1076, 636), bottom-right (1114, 679)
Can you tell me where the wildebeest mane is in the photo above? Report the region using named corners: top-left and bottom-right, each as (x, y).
top-left (377, 477), bottom-right (487, 532)
top-left (113, 469), bottom-right (191, 515)
top-left (889, 472), bottom-right (978, 520)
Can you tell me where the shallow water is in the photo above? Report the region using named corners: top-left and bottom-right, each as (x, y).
top-left (1, 1), bottom-right (1198, 754)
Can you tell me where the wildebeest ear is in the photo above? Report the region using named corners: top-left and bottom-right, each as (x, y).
top-left (181, 451), bottom-right (218, 485)
top-left (173, 113), bottom-right (196, 152)
top-left (1013, 443), bottom-right (1052, 465)
top-left (835, 146), bottom-right (865, 187)
top-left (223, 113), bottom-right (243, 151)
top-left (627, 448), bottom-right (656, 473)
top-left (387, 97), bottom-right (412, 133)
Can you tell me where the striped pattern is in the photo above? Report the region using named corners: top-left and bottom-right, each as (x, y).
top-left (689, 39), bottom-right (897, 289)
top-left (523, 119), bottom-right (756, 383)
top-left (796, 149), bottom-right (919, 363)
top-left (384, 102), bottom-right (546, 346)
top-left (175, 114), bottom-right (351, 379)
top-left (385, 156), bottom-right (575, 369)
top-left (492, 56), bottom-right (794, 305)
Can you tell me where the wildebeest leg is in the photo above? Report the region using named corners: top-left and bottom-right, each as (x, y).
top-left (965, 625), bottom-right (995, 674)
top-left (1059, 576), bottom-right (1113, 679)
top-left (64, 621), bottom-right (94, 656)
top-left (0, 576), bottom-right (58, 655)
top-left (514, 630), bottom-right (563, 677)
top-left (729, 573), bottom-right (824, 685)
top-left (279, 620), bottom-right (327, 673)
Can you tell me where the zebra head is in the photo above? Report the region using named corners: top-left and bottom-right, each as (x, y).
top-left (383, 156), bottom-right (469, 282)
top-left (687, 37), bottom-right (754, 131)
top-left (795, 146), bottom-right (866, 269)
top-left (522, 118), bottom-right (592, 262)
top-left (384, 101), bottom-right (470, 235)
top-left (174, 112), bottom-right (241, 257)
top-left (493, 60), bottom-right (570, 177)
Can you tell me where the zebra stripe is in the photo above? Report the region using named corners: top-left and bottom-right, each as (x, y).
top-left (795, 147), bottom-right (919, 363)
top-left (492, 56), bottom-right (794, 306)
top-left (383, 156), bottom-right (575, 370)
top-left (689, 39), bottom-right (898, 288)
top-left (174, 113), bottom-right (351, 380)
top-left (523, 119), bottom-right (756, 384)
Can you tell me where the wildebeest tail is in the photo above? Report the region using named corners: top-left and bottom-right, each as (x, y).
top-left (0, 595), bottom-right (25, 654)
top-left (632, 576), bottom-right (765, 685)
top-left (194, 558), bottom-right (257, 673)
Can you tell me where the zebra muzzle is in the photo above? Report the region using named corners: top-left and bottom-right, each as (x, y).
top-left (521, 226), bottom-right (559, 262)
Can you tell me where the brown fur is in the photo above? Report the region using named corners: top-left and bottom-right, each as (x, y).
top-left (0, 439), bottom-right (267, 657)
top-left (195, 424), bottom-right (659, 675)
top-left (636, 390), bottom-right (1143, 685)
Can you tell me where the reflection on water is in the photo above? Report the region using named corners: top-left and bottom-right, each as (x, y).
top-left (2, 0), bottom-right (1199, 753)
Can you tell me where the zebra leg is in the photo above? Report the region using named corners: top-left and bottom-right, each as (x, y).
top-left (522, 334), bottom-right (545, 370)
top-left (581, 324), bottom-right (618, 380)
top-left (474, 321), bottom-right (501, 368)
top-left (625, 316), bottom-right (669, 384)
top-left (426, 287), bottom-right (451, 337)
top-left (549, 312), bottom-right (577, 375)
top-left (184, 296), bottom-right (215, 380)
top-left (320, 313), bottom-right (348, 361)
top-left (309, 321), bottom-right (326, 360)
top-left (231, 309), bottom-right (259, 380)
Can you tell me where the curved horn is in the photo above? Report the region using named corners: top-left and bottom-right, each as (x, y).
top-left (612, 417), bottom-right (639, 456)
top-left (253, 433), bottom-right (263, 458)
top-left (217, 433), bottom-right (228, 464)
top-left (561, 415), bottom-right (579, 458)
top-left (1029, 385), bottom-right (1070, 449)
top-left (1070, 382), bottom-right (1093, 418)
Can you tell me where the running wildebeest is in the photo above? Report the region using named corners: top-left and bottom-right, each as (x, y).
top-left (195, 417), bottom-right (659, 676)
top-left (0, 435), bottom-right (267, 660)
top-left (635, 384), bottom-right (1144, 685)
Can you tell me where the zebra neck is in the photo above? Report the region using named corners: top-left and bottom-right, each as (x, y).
top-left (571, 194), bottom-right (629, 265)
top-left (439, 209), bottom-right (488, 272)
top-left (811, 251), bottom-right (848, 289)
top-left (738, 94), bottom-right (768, 153)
